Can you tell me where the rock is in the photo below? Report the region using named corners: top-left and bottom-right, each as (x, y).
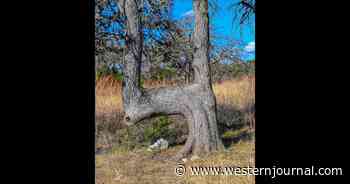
top-left (147, 138), bottom-right (169, 151)
top-left (159, 138), bottom-right (169, 150)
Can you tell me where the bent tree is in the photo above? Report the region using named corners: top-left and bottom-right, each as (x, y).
top-left (118, 0), bottom-right (224, 160)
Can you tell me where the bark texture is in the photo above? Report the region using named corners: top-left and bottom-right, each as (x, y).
top-left (119, 0), bottom-right (224, 160)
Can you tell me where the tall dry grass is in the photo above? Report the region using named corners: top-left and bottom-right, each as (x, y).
top-left (214, 76), bottom-right (255, 111)
top-left (96, 76), bottom-right (180, 117)
top-left (96, 76), bottom-right (123, 116)
top-left (96, 75), bottom-right (255, 122)
top-left (95, 75), bottom-right (255, 184)
top-left (95, 75), bottom-right (255, 140)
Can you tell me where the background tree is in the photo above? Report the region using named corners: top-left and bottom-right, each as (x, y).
top-left (95, 0), bottom-right (247, 83)
top-left (95, 0), bottom-right (191, 80)
top-left (230, 0), bottom-right (255, 24)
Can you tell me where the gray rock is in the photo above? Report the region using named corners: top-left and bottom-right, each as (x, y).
top-left (147, 138), bottom-right (169, 151)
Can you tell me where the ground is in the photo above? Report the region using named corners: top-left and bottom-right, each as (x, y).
top-left (95, 76), bottom-right (255, 184)
top-left (96, 139), bottom-right (255, 184)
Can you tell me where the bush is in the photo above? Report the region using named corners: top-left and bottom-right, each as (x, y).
top-left (113, 72), bottom-right (123, 81)
top-left (144, 116), bottom-right (176, 144)
top-left (150, 67), bottom-right (177, 81)
top-left (229, 61), bottom-right (255, 78)
top-left (96, 63), bottom-right (124, 81)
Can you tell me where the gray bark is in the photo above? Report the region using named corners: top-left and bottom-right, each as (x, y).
top-left (119, 0), bottom-right (224, 160)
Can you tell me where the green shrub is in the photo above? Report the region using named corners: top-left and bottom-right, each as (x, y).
top-left (229, 61), bottom-right (255, 78)
top-left (151, 67), bottom-right (177, 81)
top-left (113, 72), bottom-right (123, 81)
top-left (144, 116), bottom-right (174, 144)
top-left (96, 64), bottom-right (124, 81)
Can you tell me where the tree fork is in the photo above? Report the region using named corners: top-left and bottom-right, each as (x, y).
top-left (119, 0), bottom-right (224, 160)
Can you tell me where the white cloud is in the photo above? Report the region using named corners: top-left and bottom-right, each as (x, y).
top-left (244, 41), bottom-right (255, 53)
top-left (181, 10), bottom-right (194, 17)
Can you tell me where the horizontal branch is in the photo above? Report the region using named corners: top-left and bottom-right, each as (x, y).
top-left (123, 83), bottom-right (202, 124)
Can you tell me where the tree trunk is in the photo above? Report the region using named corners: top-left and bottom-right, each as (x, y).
top-left (119, 0), bottom-right (224, 160)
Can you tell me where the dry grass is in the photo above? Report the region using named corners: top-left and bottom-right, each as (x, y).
top-left (95, 76), bottom-right (179, 117)
top-left (214, 76), bottom-right (255, 111)
top-left (96, 141), bottom-right (254, 184)
top-left (95, 76), bottom-right (123, 116)
top-left (184, 141), bottom-right (255, 184)
top-left (95, 75), bottom-right (255, 184)
top-left (96, 75), bottom-right (254, 119)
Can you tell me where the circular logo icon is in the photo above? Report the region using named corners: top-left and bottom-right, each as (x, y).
top-left (175, 163), bottom-right (186, 177)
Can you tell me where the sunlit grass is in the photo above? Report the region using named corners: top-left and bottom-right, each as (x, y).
top-left (96, 75), bottom-right (255, 118)
top-left (95, 75), bottom-right (255, 184)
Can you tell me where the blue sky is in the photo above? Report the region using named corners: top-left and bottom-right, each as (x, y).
top-left (172, 0), bottom-right (255, 60)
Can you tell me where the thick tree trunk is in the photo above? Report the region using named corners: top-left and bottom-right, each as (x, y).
top-left (119, 0), bottom-right (224, 160)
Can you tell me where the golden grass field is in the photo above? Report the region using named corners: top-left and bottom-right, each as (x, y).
top-left (95, 76), bottom-right (255, 120)
top-left (95, 76), bottom-right (255, 184)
